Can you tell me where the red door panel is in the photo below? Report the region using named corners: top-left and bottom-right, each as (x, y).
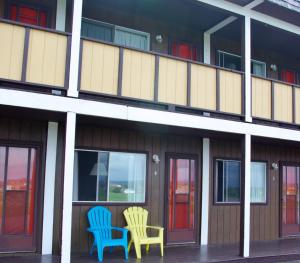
top-left (281, 165), bottom-right (300, 236)
top-left (9, 4), bottom-right (47, 27)
top-left (0, 146), bottom-right (39, 252)
top-left (171, 42), bottom-right (198, 61)
top-left (281, 70), bottom-right (296, 84)
top-left (166, 156), bottom-right (197, 244)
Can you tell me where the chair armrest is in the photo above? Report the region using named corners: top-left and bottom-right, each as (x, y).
top-left (146, 226), bottom-right (164, 231)
top-left (111, 227), bottom-right (128, 234)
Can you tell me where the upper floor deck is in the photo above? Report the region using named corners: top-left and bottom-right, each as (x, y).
top-left (0, 0), bottom-right (300, 128)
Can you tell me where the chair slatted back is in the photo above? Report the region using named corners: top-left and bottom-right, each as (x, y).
top-left (87, 206), bottom-right (112, 239)
top-left (123, 207), bottom-right (148, 237)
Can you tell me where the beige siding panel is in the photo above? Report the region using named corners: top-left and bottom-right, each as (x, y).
top-left (252, 77), bottom-right (272, 119)
top-left (0, 23), bottom-right (25, 81)
top-left (80, 41), bottom-right (119, 95)
top-left (295, 88), bottom-right (300, 124)
top-left (219, 70), bottom-right (242, 114)
top-left (274, 83), bottom-right (293, 123)
top-left (158, 57), bottom-right (187, 106)
top-left (190, 64), bottom-right (216, 110)
top-left (122, 49), bottom-right (155, 101)
top-left (26, 30), bottom-right (67, 87)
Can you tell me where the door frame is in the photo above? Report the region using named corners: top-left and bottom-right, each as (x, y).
top-left (279, 161), bottom-right (300, 238)
top-left (164, 153), bottom-right (200, 246)
top-left (0, 140), bottom-right (44, 253)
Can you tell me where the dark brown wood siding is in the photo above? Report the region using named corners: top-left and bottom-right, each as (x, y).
top-left (70, 125), bottom-right (202, 253)
top-left (209, 138), bottom-right (300, 245)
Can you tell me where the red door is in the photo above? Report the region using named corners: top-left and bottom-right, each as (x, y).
top-left (171, 42), bottom-right (198, 61)
top-left (9, 4), bottom-right (47, 27)
top-left (166, 155), bottom-right (197, 244)
top-left (0, 146), bottom-right (39, 252)
top-left (281, 70), bottom-right (296, 84)
top-left (281, 165), bottom-right (300, 237)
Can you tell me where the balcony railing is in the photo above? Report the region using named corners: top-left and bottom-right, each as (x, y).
top-left (0, 20), bottom-right (70, 89)
top-left (79, 38), bottom-right (244, 117)
top-left (252, 76), bottom-right (300, 125)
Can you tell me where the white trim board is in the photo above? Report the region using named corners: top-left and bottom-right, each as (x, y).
top-left (1, 88), bottom-right (300, 142)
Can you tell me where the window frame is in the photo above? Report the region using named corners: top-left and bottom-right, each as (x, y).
top-left (213, 158), bottom-right (268, 206)
top-left (72, 147), bottom-right (149, 206)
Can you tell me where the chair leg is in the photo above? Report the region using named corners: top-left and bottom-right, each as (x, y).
top-left (109, 247), bottom-right (113, 253)
top-left (160, 242), bottom-right (164, 257)
top-left (128, 239), bottom-right (133, 251)
top-left (97, 246), bottom-right (104, 262)
top-left (124, 245), bottom-right (129, 260)
top-left (134, 242), bottom-right (142, 259)
top-left (90, 241), bottom-right (96, 256)
top-left (146, 244), bottom-right (150, 253)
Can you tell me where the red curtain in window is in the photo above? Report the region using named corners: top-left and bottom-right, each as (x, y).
top-left (171, 42), bottom-right (198, 61)
top-left (9, 4), bottom-right (47, 27)
top-left (281, 70), bottom-right (296, 84)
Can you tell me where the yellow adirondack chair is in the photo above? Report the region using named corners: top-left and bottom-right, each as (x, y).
top-left (123, 206), bottom-right (164, 259)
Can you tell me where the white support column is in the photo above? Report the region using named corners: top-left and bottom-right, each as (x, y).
top-left (201, 138), bottom-right (210, 245)
top-left (61, 112), bottom-right (77, 263)
top-left (244, 16), bottom-right (252, 123)
top-left (240, 134), bottom-right (251, 257)
top-left (56, 0), bottom-right (67, 31)
top-left (42, 122), bottom-right (58, 255)
top-left (203, 33), bottom-right (211, 64)
top-left (67, 0), bottom-right (83, 97)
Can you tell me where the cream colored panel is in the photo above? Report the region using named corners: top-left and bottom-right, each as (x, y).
top-left (191, 64), bottom-right (216, 110)
top-left (274, 83), bottom-right (293, 123)
top-left (0, 23), bottom-right (25, 81)
top-left (122, 49), bottom-right (155, 101)
top-left (219, 70), bottom-right (242, 114)
top-left (158, 57), bottom-right (187, 106)
top-left (295, 88), bottom-right (300, 124)
top-left (26, 29), bottom-right (67, 87)
top-left (80, 41), bottom-right (119, 95)
top-left (251, 77), bottom-right (272, 119)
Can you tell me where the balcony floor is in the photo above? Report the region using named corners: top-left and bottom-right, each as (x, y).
top-left (1, 239), bottom-right (300, 263)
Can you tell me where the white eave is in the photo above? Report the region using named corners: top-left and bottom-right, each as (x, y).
top-left (267, 0), bottom-right (300, 13)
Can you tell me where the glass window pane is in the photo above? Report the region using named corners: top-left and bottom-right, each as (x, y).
top-left (97, 152), bottom-right (109, 201)
top-left (108, 152), bottom-right (146, 202)
top-left (0, 147), bottom-right (6, 232)
top-left (216, 160), bottom-right (241, 203)
top-left (251, 162), bottom-right (267, 203)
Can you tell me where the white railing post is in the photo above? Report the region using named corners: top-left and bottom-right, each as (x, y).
top-left (42, 122), bottom-right (58, 255)
top-left (61, 112), bottom-right (77, 263)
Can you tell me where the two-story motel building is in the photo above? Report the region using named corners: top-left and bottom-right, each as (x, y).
top-left (1, 0), bottom-right (300, 262)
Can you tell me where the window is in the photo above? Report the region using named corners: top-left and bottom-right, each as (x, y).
top-left (81, 18), bottom-right (150, 51)
top-left (73, 150), bottom-right (147, 203)
top-left (218, 51), bottom-right (266, 77)
top-left (215, 159), bottom-right (241, 203)
top-left (251, 162), bottom-right (267, 203)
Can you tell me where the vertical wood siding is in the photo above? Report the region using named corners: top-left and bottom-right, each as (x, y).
top-left (252, 77), bottom-right (272, 120)
top-left (26, 30), bottom-right (67, 87)
top-left (274, 83), bottom-right (293, 123)
top-left (0, 23), bottom-right (25, 81)
top-left (209, 138), bottom-right (300, 245)
top-left (71, 125), bottom-right (202, 253)
top-left (122, 49), bottom-right (155, 100)
top-left (80, 41), bottom-right (119, 95)
top-left (158, 57), bottom-right (187, 106)
top-left (219, 70), bottom-right (242, 114)
top-left (190, 65), bottom-right (216, 111)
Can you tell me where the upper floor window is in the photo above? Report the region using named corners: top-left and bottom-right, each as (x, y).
top-left (8, 3), bottom-right (48, 27)
top-left (218, 50), bottom-right (266, 78)
top-left (73, 149), bottom-right (147, 203)
top-left (81, 18), bottom-right (150, 51)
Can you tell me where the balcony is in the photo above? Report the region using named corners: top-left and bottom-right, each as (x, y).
top-left (0, 20), bottom-right (70, 90)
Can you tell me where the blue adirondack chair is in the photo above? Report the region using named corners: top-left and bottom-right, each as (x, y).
top-left (87, 206), bottom-right (128, 261)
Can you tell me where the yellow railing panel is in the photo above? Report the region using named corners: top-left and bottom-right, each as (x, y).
top-left (122, 49), bottom-right (155, 101)
top-left (295, 88), bottom-right (300, 124)
top-left (274, 83), bottom-right (293, 123)
top-left (0, 23), bottom-right (25, 81)
top-left (252, 77), bottom-right (272, 119)
top-left (158, 57), bottom-right (187, 106)
top-left (191, 64), bottom-right (216, 110)
top-left (80, 41), bottom-right (119, 95)
top-left (219, 70), bottom-right (242, 114)
top-left (26, 29), bottom-right (67, 87)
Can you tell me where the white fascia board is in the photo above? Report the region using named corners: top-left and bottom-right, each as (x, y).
top-left (196, 0), bottom-right (300, 35)
top-left (1, 88), bottom-right (300, 142)
top-left (245, 0), bottom-right (265, 10)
